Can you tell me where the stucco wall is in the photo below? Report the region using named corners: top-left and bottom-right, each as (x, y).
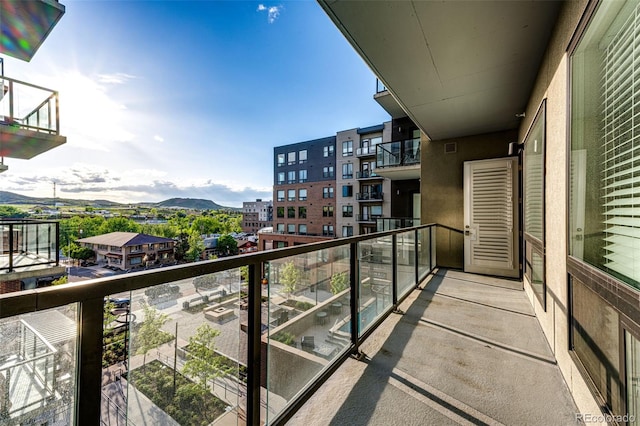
top-left (420, 130), bottom-right (514, 268)
top-left (518, 0), bottom-right (604, 421)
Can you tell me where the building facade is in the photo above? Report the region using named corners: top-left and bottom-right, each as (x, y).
top-left (77, 232), bottom-right (175, 269)
top-left (241, 199), bottom-right (273, 234)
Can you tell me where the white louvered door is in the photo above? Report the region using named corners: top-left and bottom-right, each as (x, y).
top-left (464, 157), bottom-right (519, 277)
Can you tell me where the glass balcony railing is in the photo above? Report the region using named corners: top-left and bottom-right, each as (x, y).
top-left (0, 224), bottom-right (438, 425)
top-left (356, 192), bottom-right (383, 201)
top-left (375, 78), bottom-right (387, 94)
top-left (0, 76), bottom-right (61, 136)
top-left (356, 146), bottom-right (375, 157)
top-left (0, 220), bottom-right (59, 272)
top-left (356, 214), bottom-right (383, 222)
top-left (376, 218), bottom-right (420, 232)
top-left (376, 138), bottom-right (421, 169)
top-left (356, 170), bottom-right (380, 179)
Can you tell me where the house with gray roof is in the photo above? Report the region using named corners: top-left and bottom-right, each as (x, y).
top-left (77, 232), bottom-right (175, 270)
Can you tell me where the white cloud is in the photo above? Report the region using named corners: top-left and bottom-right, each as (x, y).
top-left (97, 73), bottom-right (137, 84)
top-left (257, 4), bottom-right (282, 23)
top-left (153, 135), bottom-right (164, 142)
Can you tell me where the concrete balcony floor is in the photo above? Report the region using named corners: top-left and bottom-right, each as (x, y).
top-left (289, 269), bottom-right (579, 425)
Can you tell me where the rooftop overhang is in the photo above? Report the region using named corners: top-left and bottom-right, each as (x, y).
top-left (319, 0), bottom-right (562, 141)
top-left (0, 0), bottom-right (66, 62)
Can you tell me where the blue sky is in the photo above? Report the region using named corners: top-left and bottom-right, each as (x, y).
top-left (1, 0), bottom-right (389, 207)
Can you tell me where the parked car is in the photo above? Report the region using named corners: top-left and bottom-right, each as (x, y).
top-left (106, 297), bottom-right (130, 309)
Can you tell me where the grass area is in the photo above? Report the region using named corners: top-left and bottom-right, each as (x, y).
top-left (129, 360), bottom-right (228, 426)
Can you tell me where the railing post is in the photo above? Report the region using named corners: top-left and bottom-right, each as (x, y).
top-left (8, 80), bottom-right (13, 120)
top-left (349, 242), bottom-right (359, 348)
top-left (392, 234), bottom-right (398, 306)
top-left (247, 262), bottom-right (262, 425)
top-left (76, 297), bottom-right (103, 425)
top-left (55, 92), bottom-right (60, 135)
top-left (415, 229), bottom-right (419, 287)
top-left (8, 223), bottom-right (14, 272)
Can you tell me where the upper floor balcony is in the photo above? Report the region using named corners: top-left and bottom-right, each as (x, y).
top-left (0, 75), bottom-right (67, 161)
top-left (376, 217), bottom-right (420, 232)
top-left (0, 0), bottom-right (66, 62)
top-left (356, 146), bottom-right (376, 157)
top-left (356, 170), bottom-right (381, 180)
top-left (375, 138), bottom-right (420, 180)
top-left (373, 78), bottom-right (407, 119)
top-left (356, 192), bottom-right (383, 201)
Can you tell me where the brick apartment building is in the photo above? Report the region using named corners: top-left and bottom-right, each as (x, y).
top-left (241, 199), bottom-right (272, 234)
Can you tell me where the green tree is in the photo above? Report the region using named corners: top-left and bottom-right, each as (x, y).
top-left (99, 217), bottom-right (141, 234)
top-left (217, 234), bottom-right (237, 256)
top-left (280, 261), bottom-right (300, 298)
top-left (191, 215), bottom-right (221, 236)
top-left (136, 302), bottom-right (171, 369)
top-left (0, 205), bottom-right (28, 218)
top-left (330, 271), bottom-right (349, 295)
top-left (52, 275), bottom-right (68, 286)
top-left (185, 232), bottom-right (205, 262)
top-left (182, 324), bottom-right (226, 390)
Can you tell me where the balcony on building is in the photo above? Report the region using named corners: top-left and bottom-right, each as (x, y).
top-left (356, 213), bottom-right (383, 223)
top-left (376, 217), bottom-right (419, 232)
top-left (0, 0), bottom-right (66, 62)
top-left (356, 145), bottom-right (376, 158)
top-left (373, 78), bottom-right (407, 119)
top-left (374, 138), bottom-right (420, 180)
top-left (0, 219), bottom-right (65, 293)
top-left (356, 169), bottom-right (381, 180)
top-left (356, 192), bottom-right (383, 202)
top-left (0, 75), bottom-right (67, 160)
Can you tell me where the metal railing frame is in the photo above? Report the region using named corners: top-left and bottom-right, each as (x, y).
top-left (1, 75), bottom-right (61, 135)
top-left (0, 223), bottom-right (440, 425)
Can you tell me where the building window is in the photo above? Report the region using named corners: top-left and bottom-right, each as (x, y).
top-left (287, 224), bottom-right (295, 234)
top-left (299, 206), bottom-right (307, 218)
top-left (342, 226), bottom-right (353, 237)
top-left (323, 225), bottom-right (334, 236)
top-left (130, 257), bottom-right (142, 265)
top-left (299, 150), bottom-right (307, 164)
top-left (323, 187), bottom-right (334, 198)
top-left (342, 140), bottom-right (353, 156)
top-left (276, 223), bottom-right (285, 233)
top-left (299, 224), bottom-right (307, 235)
top-left (288, 207), bottom-right (295, 218)
top-left (299, 169), bottom-right (308, 183)
top-left (277, 207), bottom-right (284, 218)
top-left (524, 102), bottom-right (546, 308)
top-left (277, 172), bottom-right (285, 185)
top-left (570, 0), bottom-right (640, 288)
top-left (277, 190), bottom-right (285, 202)
top-left (323, 206), bottom-right (334, 217)
top-left (342, 205), bottom-right (353, 217)
top-left (342, 185), bottom-right (353, 197)
top-left (287, 171), bottom-right (296, 184)
top-left (287, 151), bottom-right (296, 165)
top-left (288, 189), bottom-right (296, 201)
top-left (298, 189), bottom-right (307, 201)
top-left (275, 241), bottom-right (287, 248)
top-left (342, 163), bottom-right (353, 179)
top-left (323, 145), bottom-right (334, 157)
top-left (277, 153), bottom-right (285, 167)
top-left (323, 166), bottom-right (334, 178)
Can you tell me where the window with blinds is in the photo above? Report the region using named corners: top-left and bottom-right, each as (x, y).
top-left (602, 2), bottom-right (640, 284)
top-left (572, 0), bottom-right (640, 289)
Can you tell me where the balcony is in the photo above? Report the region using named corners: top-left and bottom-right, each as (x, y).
top-left (356, 170), bottom-right (381, 180)
top-left (0, 220), bottom-right (63, 281)
top-left (373, 79), bottom-right (407, 119)
top-left (375, 139), bottom-right (420, 180)
top-left (0, 224), bottom-right (583, 425)
top-left (356, 146), bottom-right (376, 157)
top-left (356, 192), bottom-right (383, 201)
top-left (0, 0), bottom-right (66, 62)
top-left (357, 214), bottom-right (383, 223)
top-left (0, 75), bottom-right (67, 160)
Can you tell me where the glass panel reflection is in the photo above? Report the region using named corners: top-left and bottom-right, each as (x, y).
top-left (396, 231), bottom-right (416, 298)
top-left (266, 245), bottom-right (351, 422)
top-left (358, 236), bottom-right (393, 335)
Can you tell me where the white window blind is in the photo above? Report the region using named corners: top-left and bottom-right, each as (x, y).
top-left (603, 4), bottom-right (640, 282)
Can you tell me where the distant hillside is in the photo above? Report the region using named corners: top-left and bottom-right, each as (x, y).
top-left (0, 191), bottom-right (237, 211)
top-left (154, 198), bottom-right (225, 210)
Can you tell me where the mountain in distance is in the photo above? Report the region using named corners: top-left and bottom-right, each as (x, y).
top-left (0, 191), bottom-right (236, 211)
